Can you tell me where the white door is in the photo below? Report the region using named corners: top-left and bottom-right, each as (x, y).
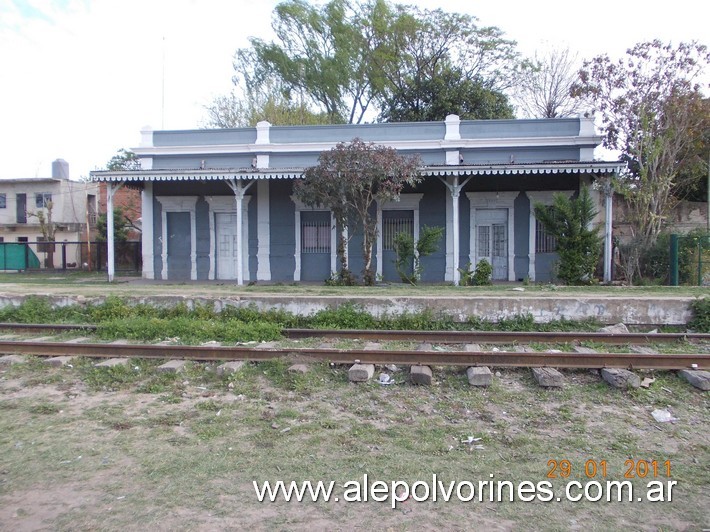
top-left (215, 212), bottom-right (248, 280)
top-left (476, 209), bottom-right (508, 280)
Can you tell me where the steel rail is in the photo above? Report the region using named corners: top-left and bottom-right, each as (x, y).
top-left (1, 340), bottom-right (707, 370)
top-left (0, 323), bottom-right (97, 333)
top-left (284, 328), bottom-right (710, 344)
top-left (1, 323), bottom-right (709, 345)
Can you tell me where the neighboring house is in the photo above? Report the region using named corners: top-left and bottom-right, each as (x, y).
top-left (91, 116), bottom-right (622, 284)
top-left (0, 159), bottom-right (99, 267)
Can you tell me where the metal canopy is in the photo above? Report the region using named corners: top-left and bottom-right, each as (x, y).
top-left (90, 161), bottom-right (622, 183)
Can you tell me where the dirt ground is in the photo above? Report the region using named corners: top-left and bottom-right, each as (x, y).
top-left (0, 357), bottom-right (708, 531)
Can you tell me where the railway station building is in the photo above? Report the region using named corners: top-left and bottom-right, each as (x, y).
top-left (91, 115), bottom-right (621, 284)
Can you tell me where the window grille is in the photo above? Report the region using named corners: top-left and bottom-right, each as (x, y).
top-left (535, 219), bottom-right (557, 253)
top-left (477, 226), bottom-right (490, 257)
top-left (0, 194), bottom-right (5, 209)
top-left (302, 220), bottom-right (331, 253)
top-left (35, 193), bottom-right (52, 208)
top-left (382, 217), bottom-right (413, 251)
top-left (493, 224), bottom-right (507, 257)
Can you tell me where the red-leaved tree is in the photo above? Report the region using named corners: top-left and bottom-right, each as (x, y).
top-left (294, 138), bottom-right (421, 285)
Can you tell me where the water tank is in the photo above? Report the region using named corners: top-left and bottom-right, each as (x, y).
top-left (52, 159), bottom-right (70, 179)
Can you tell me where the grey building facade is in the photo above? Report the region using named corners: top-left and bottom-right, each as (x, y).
top-left (91, 115), bottom-right (621, 284)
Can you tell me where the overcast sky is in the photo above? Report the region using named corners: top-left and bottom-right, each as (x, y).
top-left (1, 0), bottom-right (707, 180)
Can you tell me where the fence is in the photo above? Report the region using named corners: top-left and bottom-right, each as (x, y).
top-left (0, 241), bottom-right (142, 273)
top-left (670, 232), bottom-right (710, 286)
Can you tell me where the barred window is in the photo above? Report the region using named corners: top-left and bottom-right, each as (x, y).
top-left (35, 193), bottom-right (52, 208)
top-left (0, 194), bottom-right (5, 208)
top-left (302, 220), bottom-right (331, 253)
top-left (382, 216), bottom-right (413, 251)
top-left (535, 219), bottom-right (557, 253)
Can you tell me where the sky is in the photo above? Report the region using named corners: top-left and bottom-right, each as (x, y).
top-left (0, 0), bottom-right (707, 180)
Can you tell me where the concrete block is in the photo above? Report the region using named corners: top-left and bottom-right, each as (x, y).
top-left (532, 367), bottom-right (564, 387)
top-left (0, 354), bottom-right (26, 367)
top-left (95, 358), bottom-right (129, 368)
top-left (157, 360), bottom-right (187, 373)
top-left (599, 323), bottom-right (629, 334)
top-left (410, 365), bottom-right (433, 385)
top-left (288, 364), bottom-right (309, 374)
top-left (464, 343), bottom-right (481, 352)
top-left (678, 369), bottom-right (710, 391)
top-left (417, 343), bottom-right (433, 351)
top-left (601, 368), bottom-right (641, 389)
top-left (363, 342), bottom-right (382, 350)
top-left (348, 363), bottom-right (375, 382)
top-left (44, 356), bottom-right (73, 367)
top-left (216, 361), bottom-right (245, 376)
top-left (466, 366), bottom-right (492, 386)
top-left (23, 336), bottom-right (54, 342)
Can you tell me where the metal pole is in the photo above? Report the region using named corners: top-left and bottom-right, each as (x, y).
top-left (107, 184), bottom-right (115, 282)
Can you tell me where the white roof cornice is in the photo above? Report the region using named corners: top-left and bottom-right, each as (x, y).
top-left (133, 135), bottom-right (601, 157)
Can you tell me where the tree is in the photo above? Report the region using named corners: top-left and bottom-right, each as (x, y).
top-left (513, 47), bottom-right (586, 118)
top-left (96, 207), bottom-right (130, 243)
top-left (294, 138), bottom-right (421, 285)
top-left (393, 225), bottom-right (444, 284)
top-left (209, 0), bottom-right (521, 127)
top-left (26, 201), bottom-right (56, 268)
top-left (372, 3), bottom-right (520, 120)
top-left (533, 187), bottom-right (602, 285)
top-left (571, 40), bottom-right (710, 283)
top-left (203, 85), bottom-right (334, 128)
top-left (106, 149), bottom-right (140, 171)
top-left (379, 67), bottom-right (514, 122)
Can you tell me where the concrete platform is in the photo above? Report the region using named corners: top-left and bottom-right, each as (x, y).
top-left (0, 290), bottom-right (697, 325)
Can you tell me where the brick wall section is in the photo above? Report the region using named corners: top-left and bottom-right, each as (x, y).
top-left (98, 183), bottom-right (142, 240)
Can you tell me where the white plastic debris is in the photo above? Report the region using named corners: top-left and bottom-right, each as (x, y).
top-left (379, 373), bottom-right (393, 385)
top-left (461, 436), bottom-right (482, 444)
top-left (651, 409), bottom-right (678, 423)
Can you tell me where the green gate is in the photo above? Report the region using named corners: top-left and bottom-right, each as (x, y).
top-left (0, 243), bottom-right (41, 270)
top-left (669, 232), bottom-right (710, 285)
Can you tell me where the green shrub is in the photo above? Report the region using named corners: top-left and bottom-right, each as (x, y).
top-left (688, 298), bottom-right (710, 332)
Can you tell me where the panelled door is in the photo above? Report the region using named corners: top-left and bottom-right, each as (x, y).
top-left (215, 213), bottom-right (239, 280)
top-left (476, 209), bottom-right (508, 280)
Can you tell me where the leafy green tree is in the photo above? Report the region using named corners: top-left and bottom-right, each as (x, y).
top-left (294, 138), bottom-right (421, 285)
top-left (204, 84), bottom-right (334, 128)
top-left (534, 187), bottom-right (602, 285)
top-left (106, 149), bottom-right (140, 171)
top-left (571, 40), bottom-right (710, 283)
top-left (393, 225), bottom-right (444, 284)
top-left (96, 207), bottom-right (130, 243)
top-left (210, 0), bottom-right (521, 126)
top-left (380, 67), bottom-right (514, 122)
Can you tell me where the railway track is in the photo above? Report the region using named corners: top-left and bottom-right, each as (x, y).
top-left (1, 323), bottom-right (709, 345)
top-left (0, 338), bottom-right (708, 370)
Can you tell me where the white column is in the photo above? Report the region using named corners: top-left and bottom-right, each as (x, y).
top-left (141, 182), bottom-right (154, 279)
top-left (294, 209), bottom-right (301, 281)
top-left (528, 204), bottom-right (537, 282)
top-left (439, 176), bottom-right (472, 285)
top-left (235, 183), bottom-right (245, 286)
top-left (376, 206), bottom-right (383, 279)
top-left (226, 179), bottom-right (255, 285)
top-left (256, 180), bottom-right (271, 280)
